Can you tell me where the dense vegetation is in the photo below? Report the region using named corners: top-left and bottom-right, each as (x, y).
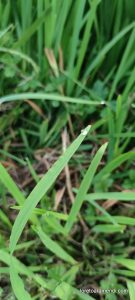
top-left (0, 1), bottom-right (135, 299)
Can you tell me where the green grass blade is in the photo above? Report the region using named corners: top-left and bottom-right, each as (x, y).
top-left (10, 257), bottom-right (33, 300)
top-left (74, 0), bottom-right (101, 81)
top-left (0, 24), bottom-right (13, 40)
top-left (95, 151), bottom-right (135, 181)
top-left (0, 149), bottom-right (26, 166)
top-left (54, 0), bottom-right (72, 51)
top-left (37, 0), bottom-right (44, 67)
top-left (12, 206), bottom-right (68, 221)
top-left (26, 157), bottom-right (39, 183)
top-left (0, 250), bottom-right (32, 276)
top-left (0, 209), bottom-right (12, 228)
top-left (114, 257), bottom-right (135, 271)
top-left (88, 215), bottom-right (135, 226)
top-left (0, 249), bottom-right (47, 289)
top-left (0, 163), bottom-right (25, 205)
top-left (86, 192), bottom-right (135, 201)
top-left (0, 47), bottom-right (39, 72)
top-left (88, 199), bottom-right (118, 225)
top-left (0, 93), bottom-right (101, 106)
top-left (65, 142), bottom-right (108, 233)
top-left (127, 280), bottom-right (135, 300)
top-left (83, 21), bottom-right (135, 78)
top-left (13, 11), bottom-right (47, 49)
top-left (34, 226), bottom-right (76, 264)
top-left (9, 125), bottom-right (91, 253)
top-left (92, 224), bottom-right (125, 233)
top-left (67, 0), bottom-right (86, 94)
top-left (55, 281), bottom-right (95, 300)
top-left (109, 27), bottom-right (135, 100)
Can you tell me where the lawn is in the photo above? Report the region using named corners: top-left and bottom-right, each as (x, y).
top-left (0, 1), bottom-right (135, 299)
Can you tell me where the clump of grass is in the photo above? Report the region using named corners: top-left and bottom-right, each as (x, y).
top-left (0, 127), bottom-right (135, 299)
top-left (0, 1), bottom-right (135, 299)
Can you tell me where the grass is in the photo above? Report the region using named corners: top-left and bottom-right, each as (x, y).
top-left (0, 0), bottom-right (135, 299)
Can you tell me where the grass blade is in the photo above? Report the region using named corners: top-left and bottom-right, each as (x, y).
top-left (0, 249), bottom-right (47, 289)
top-left (94, 151), bottom-right (135, 181)
top-left (9, 125), bottom-right (91, 253)
top-left (88, 215), bottom-right (135, 226)
top-left (83, 21), bottom-right (135, 79)
top-left (10, 257), bottom-right (33, 300)
top-left (88, 199), bottom-right (118, 225)
top-left (127, 280), bottom-right (135, 300)
top-left (34, 226), bottom-right (76, 264)
top-left (0, 93), bottom-right (101, 106)
top-left (86, 192), bottom-right (135, 201)
top-left (0, 163), bottom-right (25, 205)
top-left (0, 47), bottom-right (39, 72)
top-left (67, 0), bottom-right (86, 94)
top-left (74, 0), bottom-right (101, 81)
top-left (65, 142), bottom-right (108, 233)
top-left (92, 224), bottom-right (125, 233)
top-left (114, 257), bottom-right (135, 271)
top-left (13, 11), bottom-right (47, 49)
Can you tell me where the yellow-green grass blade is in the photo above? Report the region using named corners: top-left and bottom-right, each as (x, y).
top-left (127, 280), bottom-right (135, 300)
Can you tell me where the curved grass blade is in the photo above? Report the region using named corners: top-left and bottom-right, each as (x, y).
top-left (0, 47), bottom-right (39, 72)
top-left (65, 142), bottom-right (108, 233)
top-left (9, 125), bottom-right (91, 253)
top-left (0, 93), bottom-right (101, 106)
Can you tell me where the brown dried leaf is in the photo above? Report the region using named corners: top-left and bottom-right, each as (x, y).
top-left (54, 187), bottom-right (65, 210)
top-left (25, 99), bottom-right (45, 118)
